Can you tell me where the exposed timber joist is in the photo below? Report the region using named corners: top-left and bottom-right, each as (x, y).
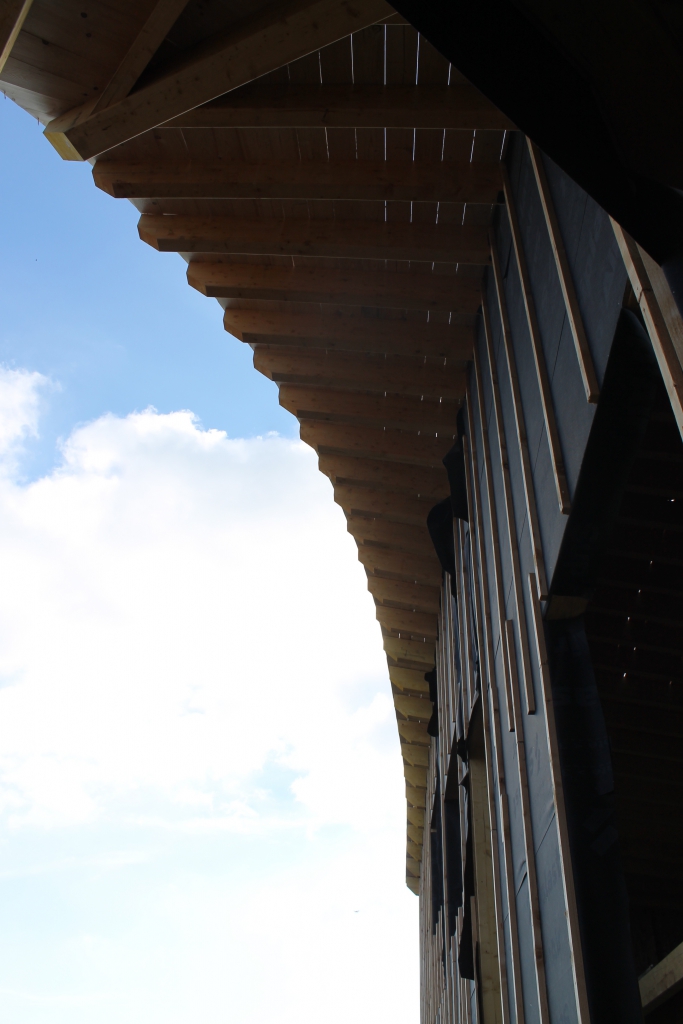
top-left (333, 484), bottom-right (436, 526)
top-left (368, 577), bottom-right (438, 614)
top-left (358, 547), bottom-right (441, 586)
top-left (299, 420), bottom-right (454, 466)
top-left (139, 215), bottom-right (491, 264)
top-left (346, 518), bottom-right (434, 558)
top-left (162, 84), bottom-right (514, 130)
top-left (392, 667), bottom-right (431, 695)
top-left (317, 453), bottom-right (448, 499)
top-left (385, 636), bottom-right (436, 669)
top-left (393, 692), bottom-right (430, 724)
top-left (254, 347), bottom-right (467, 400)
top-left (43, 0), bottom-right (393, 160)
top-left (377, 605), bottom-right (438, 639)
top-left (95, 158), bottom-right (503, 202)
top-left (279, 386), bottom-right (461, 434)
top-left (0, 0), bottom-right (33, 76)
top-left (224, 309), bottom-right (474, 358)
top-left (188, 262), bottom-right (481, 314)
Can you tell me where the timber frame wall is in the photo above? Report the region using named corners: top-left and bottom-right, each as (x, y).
top-left (2, 2), bottom-right (683, 1022)
top-left (419, 132), bottom-right (683, 1024)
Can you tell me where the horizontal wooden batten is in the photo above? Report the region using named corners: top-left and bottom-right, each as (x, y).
top-left (280, 386), bottom-right (461, 435)
top-left (95, 158), bottom-right (502, 202)
top-left (139, 215), bottom-right (491, 264)
top-left (189, 263), bottom-right (481, 315)
top-left (44, 0), bottom-right (392, 159)
top-left (377, 605), bottom-right (438, 639)
top-left (254, 347), bottom-right (467, 400)
top-left (367, 576), bottom-right (440, 615)
top-left (162, 84), bottom-right (514, 130)
top-left (300, 421), bottom-right (455, 467)
top-left (224, 309), bottom-right (474, 359)
top-left (318, 454), bottom-right (448, 501)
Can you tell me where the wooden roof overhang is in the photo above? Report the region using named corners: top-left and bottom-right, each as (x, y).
top-left (0, 0), bottom-right (515, 892)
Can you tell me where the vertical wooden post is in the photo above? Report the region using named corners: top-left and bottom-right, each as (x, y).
top-left (488, 248), bottom-right (549, 600)
top-left (469, 710), bottom-right (504, 1024)
top-left (526, 139), bottom-right (600, 404)
top-left (527, 573), bottom-right (591, 1024)
top-left (476, 316), bottom-right (552, 1024)
top-left (502, 167), bottom-right (572, 513)
top-left (468, 378), bottom-right (527, 1024)
top-left (611, 221), bottom-right (683, 440)
top-left (480, 296), bottom-right (536, 716)
top-left (472, 343), bottom-right (516, 732)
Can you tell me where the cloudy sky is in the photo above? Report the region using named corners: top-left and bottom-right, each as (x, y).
top-left (0, 99), bottom-right (418, 1022)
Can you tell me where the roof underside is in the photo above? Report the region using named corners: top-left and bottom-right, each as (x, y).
top-left (0, 0), bottom-right (512, 892)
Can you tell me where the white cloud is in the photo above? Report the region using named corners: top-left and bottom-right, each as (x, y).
top-left (0, 367), bottom-right (49, 466)
top-left (0, 370), bottom-right (418, 1024)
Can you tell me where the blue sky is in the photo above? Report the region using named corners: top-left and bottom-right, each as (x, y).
top-left (0, 100), bottom-right (418, 1023)
top-left (0, 95), bottom-right (294, 480)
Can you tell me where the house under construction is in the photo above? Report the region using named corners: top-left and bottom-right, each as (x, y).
top-left (1, 0), bottom-right (682, 1020)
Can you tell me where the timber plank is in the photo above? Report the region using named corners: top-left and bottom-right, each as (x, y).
top-left (399, 721), bottom-right (431, 746)
top-left (163, 84), bottom-right (514, 130)
top-left (254, 346), bottom-right (467, 400)
top-left (369, 576), bottom-right (440, 614)
top-left (280, 386), bottom-right (461, 434)
top-left (395, 694), bottom-right (433, 721)
top-left (345, 516), bottom-right (434, 556)
top-left (333, 482), bottom-right (436, 525)
top-left (95, 157), bottom-right (502, 202)
top-left (357, 545), bottom-right (441, 585)
top-left (377, 604), bottom-right (438, 639)
top-left (224, 308), bottom-right (474, 358)
top-left (391, 667), bottom-right (431, 694)
top-left (44, 0), bottom-right (393, 159)
top-left (188, 261), bottom-right (480, 313)
top-left (318, 453), bottom-right (448, 498)
top-left (402, 744), bottom-right (430, 767)
top-left (385, 636), bottom-right (436, 668)
top-left (138, 214), bottom-right (491, 264)
top-left (300, 420), bottom-right (456, 467)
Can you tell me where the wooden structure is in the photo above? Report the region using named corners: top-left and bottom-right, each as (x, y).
top-left (2, 1), bottom-right (683, 1021)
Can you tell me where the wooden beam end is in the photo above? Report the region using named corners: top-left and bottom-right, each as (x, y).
top-left (43, 127), bottom-right (84, 162)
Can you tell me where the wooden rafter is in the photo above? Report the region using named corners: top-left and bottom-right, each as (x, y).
top-left (162, 83), bottom-right (514, 130)
top-left (299, 420), bottom-right (455, 466)
top-left (346, 518), bottom-right (434, 557)
top-left (278, 386), bottom-right (461, 433)
top-left (333, 484), bottom-right (436, 526)
top-left (254, 346), bottom-right (467, 399)
top-left (94, 158), bottom-right (502, 202)
top-left (223, 309), bottom-right (474, 358)
top-left (139, 214), bottom-right (491, 264)
top-left (317, 453), bottom-right (448, 499)
top-left (188, 263), bottom-right (480, 314)
top-left (44, 0), bottom-right (393, 160)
